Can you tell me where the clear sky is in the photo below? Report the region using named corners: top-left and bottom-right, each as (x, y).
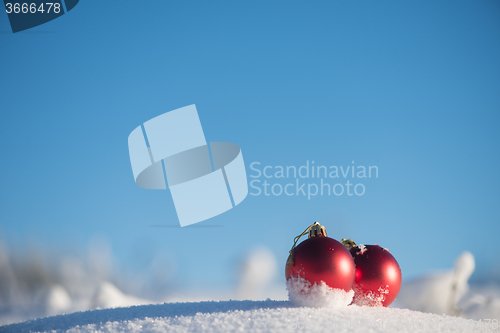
top-left (0, 0), bottom-right (499, 291)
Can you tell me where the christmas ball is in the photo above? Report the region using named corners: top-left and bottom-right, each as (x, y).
top-left (349, 244), bottom-right (402, 307)
top-left (286, 236), bottom-right (355, 292)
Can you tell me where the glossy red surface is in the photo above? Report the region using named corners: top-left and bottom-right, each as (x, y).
top-left (349, 245), bottom-right (402, 307)
top-left (285, 237), bottom-right (355, 292)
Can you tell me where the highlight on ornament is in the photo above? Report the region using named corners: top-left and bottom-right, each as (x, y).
top-left (285, 222), bottom-right (402, 308)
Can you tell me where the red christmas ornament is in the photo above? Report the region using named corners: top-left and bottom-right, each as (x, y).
top-left (285, 222), bottom-right (355, 292)
top-left (348, 244), bottom-right (402, 307)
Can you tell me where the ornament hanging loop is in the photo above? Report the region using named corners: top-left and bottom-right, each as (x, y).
top-left (287, 222), bottom-right (327, 266)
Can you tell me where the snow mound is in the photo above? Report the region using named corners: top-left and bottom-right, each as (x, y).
top-left (1, 300), bottom-right (497, 333)
top-left (458, 291), bottom-right (500, 320)
top-left (286, 276), bottom-right (354, 308)
top-left (237, 247), bottom-right (277, 300)
top-left (352, 285), bottom-right (388, 307)
top-left (40, 285), bottom-right (72, 316)
top-left (91, 282), bottom-right (151, 309)
top-left (396, 251), bottom-right (477, 316)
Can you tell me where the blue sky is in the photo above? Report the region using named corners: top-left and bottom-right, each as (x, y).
top-left (0, 0), bottom-right (499, 291)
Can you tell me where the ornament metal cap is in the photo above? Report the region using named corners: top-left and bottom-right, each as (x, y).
top-left (309, 222), bottom-right (327, 238)
top-left (341, 238), bottom-right (357, 249)
top-left (287, 221), bottom-right (327, 266)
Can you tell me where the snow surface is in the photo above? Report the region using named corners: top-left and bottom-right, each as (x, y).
top-left (286, 276), bottom-right (354, 308)
top-left (1, 247), bottom-right (499, 332)
top-left (1, 299), bottom-right (499, 333)
top-left (393, 252), bottom-right (500, 319)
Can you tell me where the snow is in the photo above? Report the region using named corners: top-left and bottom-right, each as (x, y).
top-left (1, 246), bottom-right (499, 332)
top-left (286, 276), bottom-right (354, 308)
top-left (459, 291), bottom-right (500, 320)
top-left (352, 285), bottom-right (389, 307)
top-left (237, 247), bottom-right (277, 300)
top-left (91, 282), bottom-right (151, 310)
top-left (1, 300), bottom-right (498, 333)
top-left (395, 252), bottom-right (477, 316)
top-left (357, 244), bottom-right (367, 255)
top-left (41, 285), bottom-right (72, 316)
